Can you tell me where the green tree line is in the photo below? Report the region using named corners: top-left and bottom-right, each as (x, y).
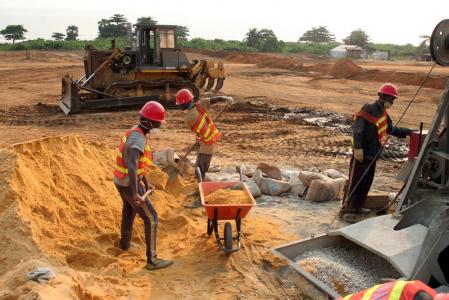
top-left (0, 19), bottom-right (431, 59)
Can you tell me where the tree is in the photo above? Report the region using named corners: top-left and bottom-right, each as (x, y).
top-left (343, 29), bottom-right (370, 48)
top-left (135, 16), bottom-right (158, 27)
top-left (0, 25), bottom-right (27, 44)
top-left (52, 32), bottom-right (65, 40)
top-left (176, 26), bottom-right (190, 40)
top-left (243, 28), bottom-right (282, 52)
top-left (65, 26), bottom-right (78, 40)
top-left (243, 28), bottom-right (261, 48)
top-left (299, 26), bottom-right (335, 43)
top-left (98, 14), bottom-right (128, 38)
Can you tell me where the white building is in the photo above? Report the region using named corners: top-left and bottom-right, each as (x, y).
top-left (330, 45), bottom-right (367, 59)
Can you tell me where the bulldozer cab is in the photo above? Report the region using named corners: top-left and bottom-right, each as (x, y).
top-left (136, 25), bottom-right (177, 67)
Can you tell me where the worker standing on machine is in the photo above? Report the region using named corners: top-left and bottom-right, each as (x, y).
top-left (340, 83), bottom-right (413, 223)
top-left (113, 101), bottom-right (173, 270)
top-left (175, 89), bottom-right (233, 182)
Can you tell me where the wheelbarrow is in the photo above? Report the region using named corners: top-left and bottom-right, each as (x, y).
top-left (199, 181), bottom-right (256, 254)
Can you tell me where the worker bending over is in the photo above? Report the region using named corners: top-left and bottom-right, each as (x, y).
top-left (341, 83), bottom-right (413, 223)
top-left (175, 89), bottom-right (233, 181)
top-left (113, 101), bottom-right (173, 270)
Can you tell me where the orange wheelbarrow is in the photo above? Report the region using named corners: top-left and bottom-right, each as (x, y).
top-left (199, 181), bottom-right (256, 254)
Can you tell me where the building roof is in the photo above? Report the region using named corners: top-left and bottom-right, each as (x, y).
top-left (331, 45), bottom-right (364, 52)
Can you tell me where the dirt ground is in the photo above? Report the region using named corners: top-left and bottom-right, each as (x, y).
top-left (0, 50), bottom-right (448, 299)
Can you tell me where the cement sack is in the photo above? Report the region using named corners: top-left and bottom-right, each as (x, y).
top-left (257, 162), bottom-right (282, 180)
top-left (204, 173), bottom-right (248, 182)
top-left (298, 170), bottom-right (330, 187)
top-left (153, 149), bottom-right (180, 167)
top-left (288, 177), bottom-right (308, 197)
top-left (236, 165), bottom-right (254, 177)
top-left (253, 169), bottom-right (291, 196)
top-left (244, 179), bottom-right (262, 198)
top-left (322, 169), bottom-right (348, 180)
top-left (332, 178), bottom-right (347, 200)
top-left (305, 179), bottom-right (337, 202)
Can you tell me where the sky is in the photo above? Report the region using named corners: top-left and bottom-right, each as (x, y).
top-left (0, 0), bottom-right (448, 45)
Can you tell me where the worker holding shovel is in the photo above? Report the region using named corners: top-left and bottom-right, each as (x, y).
top-left (113, 101), bottom-right (173, 270)
top-left (175, 89), bottom-right (233, 206)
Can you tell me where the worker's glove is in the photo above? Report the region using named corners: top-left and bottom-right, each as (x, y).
top-left (144, 183), bottom-right (155, 196)
top-left (353, 148), bottom-right (364, 162)
top-left (133, 194), bottom-right (145, 207)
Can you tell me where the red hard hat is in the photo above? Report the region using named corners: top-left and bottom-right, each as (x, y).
top-left (379, 83), bottom-right (398, 98)
top-left (176, 89), bottom-right (193, 105)
top-left (139, 101), bottom-right (165, 122)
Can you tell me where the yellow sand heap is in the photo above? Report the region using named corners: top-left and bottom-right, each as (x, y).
top-left (204, 189), bottom-right (252, 205)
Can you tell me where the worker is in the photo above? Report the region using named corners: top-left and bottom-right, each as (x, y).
top-left (336, 280), bottom-right (449, 300)
top-left (340, 83), bottom-right (413, 223)
top-left (175, 89), bottom-right (233, 181)
top-left (113, 101), bottom-right (173, 270)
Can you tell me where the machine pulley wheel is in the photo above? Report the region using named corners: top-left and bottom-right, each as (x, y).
top-left (430, 19), bottom-right (449, 66)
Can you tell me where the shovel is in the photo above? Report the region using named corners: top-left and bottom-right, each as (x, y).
top-left (164, 100), bottom-right (233, 181)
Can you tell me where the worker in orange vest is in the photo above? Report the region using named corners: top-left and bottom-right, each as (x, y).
top-left (113, 101), bottom-right (173, 270)
top-left (341, 83), bottom-right (413, 223)
top-left (337, 280), bottom-right (448, 300)
top-left (175, 89), bottom-right (233, 181)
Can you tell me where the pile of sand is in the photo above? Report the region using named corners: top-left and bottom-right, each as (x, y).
top-left (328, 60), bottom-right (363, 79)
top-left (204, 189), bottom-right (252, 205)
top-left (0, 135), bottom-right (319, 299)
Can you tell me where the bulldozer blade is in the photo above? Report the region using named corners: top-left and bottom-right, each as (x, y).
top-left (205, 78), bottom-right (215, 91)
top-left (59, 75), bottom-right (81, 115)
top-left (214, 78), bottom-right (225, 91)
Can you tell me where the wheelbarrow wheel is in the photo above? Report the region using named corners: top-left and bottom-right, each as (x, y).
top-left (224, 222), bottom-right (233, 250)
top-left (207, 219), bottom-right (213, 236)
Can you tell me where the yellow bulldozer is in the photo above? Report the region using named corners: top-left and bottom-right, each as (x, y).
top-left (59, 24), bottom-right (225, 115)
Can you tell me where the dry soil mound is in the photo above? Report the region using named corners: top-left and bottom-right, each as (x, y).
top-left (329, 60), bottom-right (363, 79)
top-left (0, 135), bottom-right (314, 299)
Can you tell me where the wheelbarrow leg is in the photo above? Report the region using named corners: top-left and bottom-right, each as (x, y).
top-left (235, 208), bottom-right (242, 249)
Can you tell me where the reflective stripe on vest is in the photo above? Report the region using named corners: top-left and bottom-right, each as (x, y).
top-left (355, 109), bottom-right (389, 146)
top-left (338, 280), bottom-right (436, 300)
top-left (191, 103), bottom-right (221, 145)
top-left (113, 127), bottom-right (153, 179)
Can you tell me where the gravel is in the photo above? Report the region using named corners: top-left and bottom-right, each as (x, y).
top-left (295, 246), bottom-right (401, 295)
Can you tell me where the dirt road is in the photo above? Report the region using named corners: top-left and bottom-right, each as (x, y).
top-left (0, 50), bottom-right (447, 299)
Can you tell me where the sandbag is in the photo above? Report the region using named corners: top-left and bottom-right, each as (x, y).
top-left (257, 162), bottom-right (282, 180)
top-left (244, 179), bottom-right (262, 198)
top-left (322, 169), bottom-right (348, 180)
top-left (305, 179), bottom-right (336, 202)
top-left (152, 149), bottom-right (180, 167)
top-left (288, 177), bottom-right (308, 197)
top-left (331, 178), bottom-right (347, 200)
top-left (298, 170), bottom-right (330, 187)
top-left (253, 169), bottom-right (291, 196)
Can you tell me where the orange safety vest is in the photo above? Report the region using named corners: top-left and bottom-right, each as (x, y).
top-left (191, 103), bottom-right (221, 145)
top-left (355, 109), bottom-right (389, 145)
top-left (113, 127), bottom-right (153, 179)
top-left (338, 280), bottom-right (437, 300)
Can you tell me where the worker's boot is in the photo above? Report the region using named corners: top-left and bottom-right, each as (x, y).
top-left (359, 208), bottom-right (372, 214)
top-left (146, 258), bottom-right (173, 270)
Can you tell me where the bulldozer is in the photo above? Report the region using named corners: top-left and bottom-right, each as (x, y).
top-left (273, 19), bottom-right (449, 298)
top-left (59, 24), bottom-right (225, 115)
